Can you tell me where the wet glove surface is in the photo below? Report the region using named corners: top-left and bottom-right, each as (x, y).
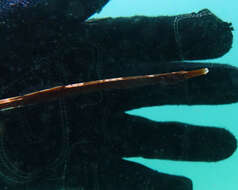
top-left (0, 2), bottom-right (237, 190)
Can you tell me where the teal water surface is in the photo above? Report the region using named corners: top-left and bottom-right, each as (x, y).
top-left (92, 1), bottom-right (238, 190)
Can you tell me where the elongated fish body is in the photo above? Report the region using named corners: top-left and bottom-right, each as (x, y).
top-left (0, 68), bottom-right (209, 111)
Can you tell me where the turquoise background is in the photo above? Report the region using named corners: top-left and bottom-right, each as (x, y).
top-left (91, 1), bottom-right (238, 190)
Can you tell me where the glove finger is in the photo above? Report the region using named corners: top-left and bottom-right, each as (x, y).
top-left (86, 9), bottom-right (232, 65)
top-left (65, 152), bottom-right (192, 190)
top-left (173, 9), bottom-right (233, 60)
top-left (101, 62), bottom-right (238, 112)
top-left (105, 113), bottom-right (237, 161)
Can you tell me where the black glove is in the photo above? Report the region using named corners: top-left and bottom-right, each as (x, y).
top-left (0, 0), bottom-right (109, 21)
top-left (0, 1), bottom-right (237, 189)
